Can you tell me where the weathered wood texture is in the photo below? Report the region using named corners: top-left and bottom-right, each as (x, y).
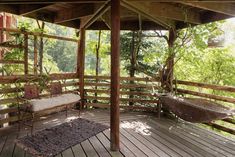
top-left (0, 27), bottom-right (78, 42)
top-left (24, 34), bottom-right (28, 75)
top-left (77, 27), bottom-right (86, 108)
top-left (0, 74), bottom-right (234, 135)
top-left (0, 109), bottom-right (234, 157)
top-left (110, 0), bottom-right (121, 151)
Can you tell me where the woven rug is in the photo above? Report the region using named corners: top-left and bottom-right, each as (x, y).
top-left (16, 118), bottom-right (109, 157)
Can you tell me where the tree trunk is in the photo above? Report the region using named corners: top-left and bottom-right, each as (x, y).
top-left (129, 31), bottom-right (136, 106)
top-left (95, 30), bottom-right (101, 102)
top-left (38, 21), bottom-right (45, 75)
top-left (164, 28), bottom-right (177, 92)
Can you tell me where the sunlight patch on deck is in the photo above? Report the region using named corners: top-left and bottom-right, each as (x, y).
top-left (121, 121), bottom-right (151, 135)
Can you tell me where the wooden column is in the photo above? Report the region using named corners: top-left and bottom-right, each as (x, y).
top-left (77, 28), bottom-right (86, 109)
top-left (24, 34), bottom-right (28, 75)
top-left (33, 35), bottom-right (38, 75)
top-left (110, 0), bottom-right (120, 151)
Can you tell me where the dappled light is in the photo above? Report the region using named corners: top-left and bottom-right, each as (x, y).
top-left (121, 121), bottom-right (151, 136)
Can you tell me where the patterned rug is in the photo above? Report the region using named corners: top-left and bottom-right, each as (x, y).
top-left (16, 118), bottom-right (109, 157)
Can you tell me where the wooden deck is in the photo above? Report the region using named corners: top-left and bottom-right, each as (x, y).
top-left (0, 109), bottom-right (235, 157)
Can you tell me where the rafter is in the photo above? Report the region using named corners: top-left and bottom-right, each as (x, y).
top-left (0, 0), bottom-right (105, 4)
top-left (0, 4), bottom-right (18, 14)
top-left (180, 2), bottom-right (235, 16)
top-left (140, 2), bottom-right (201, 24)
top-left (19, 4), bottom-right (51, 15)
top-left (121, 0), bottom-right (174, 29)
top-left (81, 1), bottom-right (110, 29)
top-left (54, 4), bottom-right (94, 24)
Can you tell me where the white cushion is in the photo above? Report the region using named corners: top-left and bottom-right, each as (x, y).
top-left (29, 93), bottom-right (81, 112)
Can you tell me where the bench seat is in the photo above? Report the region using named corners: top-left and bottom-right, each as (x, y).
top-left (28, 93), bottom-right (81, 112)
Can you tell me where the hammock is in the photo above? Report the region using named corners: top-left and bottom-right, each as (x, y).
top-left (159, 95), bottom-right (235, 123)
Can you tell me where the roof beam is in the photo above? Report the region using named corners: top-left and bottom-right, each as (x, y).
top-left (144, 2), bottom-right (201, 24)
top-left (0, 4), bottom-right (18, 14)
top-left (54, 4), bottom-right (95, 24)
top-left (19, 4), bottom-right (52, 16)
top-left (88, 20), bottom-right (165, 30)
top-left (0, 0), bottom-right (105, 4)
top-left (121, 0), bottom-right (174, 29)
top-left (180, 2), bottom-right (235, 16)
top-left (81, 1), bottom-right (110, 29)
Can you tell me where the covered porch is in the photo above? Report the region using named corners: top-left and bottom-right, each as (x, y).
top-left (0, 0), bottom-right (235, 156)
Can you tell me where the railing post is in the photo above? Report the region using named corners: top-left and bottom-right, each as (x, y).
top-left (33, 35), bottom-right (38, 75)
top-left (24, 33), bottom-right (28, 75)
top-left (110, 0), bottom-right (120, 151)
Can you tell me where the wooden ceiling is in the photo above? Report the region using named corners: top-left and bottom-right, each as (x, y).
top-left (0, 0), bottom-right (235, 30)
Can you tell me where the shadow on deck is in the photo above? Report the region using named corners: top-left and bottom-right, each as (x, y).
top-left (0, 109), bottom-right (234, 157)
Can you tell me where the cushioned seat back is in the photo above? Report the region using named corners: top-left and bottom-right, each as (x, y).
top-left (24, 84), bottom-right (39, 99)
top-left (50, 82), bottom-right (62, 95)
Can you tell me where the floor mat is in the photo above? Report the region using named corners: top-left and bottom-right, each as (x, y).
top-left (16, 118), bottom-right (109, 157)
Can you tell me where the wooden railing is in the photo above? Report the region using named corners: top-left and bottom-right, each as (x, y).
top-left (174, 80), bottom-right (235, 135)
top-left (84, 75), bottom-right (159, 110)
top-left (0, 74), bottom-right (234, 136)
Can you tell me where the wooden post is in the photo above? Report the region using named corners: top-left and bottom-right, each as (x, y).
top-left (24, 34), bottom-right (28, 75)
top-left (77, 28), bottom-right (86, 109)
top-left (110, 0), bottom-right (120, 151)
top-left (33, 35), bottom-right (38, 75)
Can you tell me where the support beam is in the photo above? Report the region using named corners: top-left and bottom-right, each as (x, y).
top-left (19, 4), bottom-right (51, 15)
top-left (123, 1), bottom-right (201, 24)
top-left (88, 20), bottom-right (165, 30)
top-left (81, 1), bottom-right (110, 29)
top-left (110, 0), bottom-right (120, 151)
top-left (77, 27), bottom-right (86, 109)
top-left (0, 0), bottom-right (106, 4)
top-left (121, 0), bottom-right (173, 29)
top-left (0, 4), bottom-right (18, 14)
top-left (180, 2), bottom-right (235, 16)
top-left (54, 4), bottom-right (94, 24)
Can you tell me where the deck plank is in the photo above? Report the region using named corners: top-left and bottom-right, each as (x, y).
top-left (13, 130), bottom-right (28, 157)
top-left (100, 130), bottom-right (134, 157)
top-left (81, 140), bottom-right (99, 157)
top-left (0, 134), bottom-right (17, 157)
top-left (89, 136), bottom-right (111, 157)
top-left (0, 109), bottom-right (235, 157)
top-left (163, 118), bottom-right (235, 152)
top-left (122, 127), bottom-right (170, 157)
top-left (120, 128), bottom-right (157, 157)
top-left (135, 119), bottom-right (205, 157)
top-left (96, 132), bottom-right (124, 157)
top-left (103, 129), bottom-right (147, 157)
top-left (62, 148), bottom-right (74, 157)
top-left (147, 119), bottom-right (218, 157)
top-left (72, 144), bottom-right (86, 157)
top-left (150, 118), bottom-right (231, 157)
top-left (0, 136), bottom-right (7, 154)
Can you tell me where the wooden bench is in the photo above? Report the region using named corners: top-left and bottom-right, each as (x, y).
top-left (19, 82), bottom-right (81, 134)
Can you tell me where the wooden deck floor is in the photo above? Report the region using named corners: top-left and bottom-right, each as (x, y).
top-left (0, 109), bottom-right (235, 157)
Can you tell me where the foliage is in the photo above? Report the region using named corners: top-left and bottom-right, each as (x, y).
top-left (85, 31), bottom-right (111, 75)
